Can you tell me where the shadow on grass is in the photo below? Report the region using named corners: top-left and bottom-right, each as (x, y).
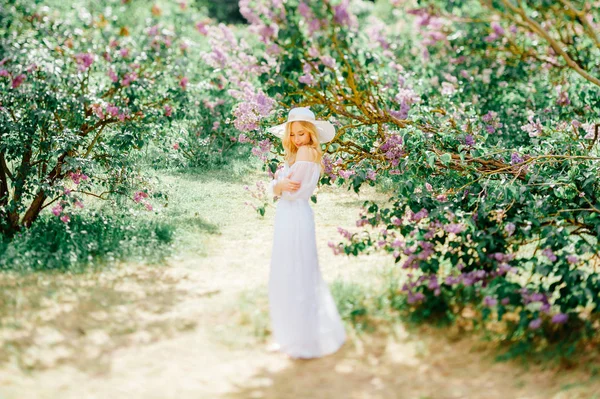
top-left (179, 216), bottom-right (220, 235)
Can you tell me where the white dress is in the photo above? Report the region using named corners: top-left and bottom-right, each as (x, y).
top-left (267, 160), bottom-right (347, 359)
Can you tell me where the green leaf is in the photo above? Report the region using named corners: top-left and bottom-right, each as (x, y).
top-left (440, 153), bottom-right (452, 165)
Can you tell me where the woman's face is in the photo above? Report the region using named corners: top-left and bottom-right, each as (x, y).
top-left (289, 122), bottom-right (311, 148)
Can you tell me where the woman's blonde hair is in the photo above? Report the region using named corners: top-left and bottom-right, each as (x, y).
top-left (282, 121), bottom-right (323, 171)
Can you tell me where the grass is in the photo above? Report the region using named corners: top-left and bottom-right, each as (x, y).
top-left (0, 210), bottom-right (175, 273)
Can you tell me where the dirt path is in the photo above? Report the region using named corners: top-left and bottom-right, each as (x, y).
top-left (0, 170), bottom-right (598, 399)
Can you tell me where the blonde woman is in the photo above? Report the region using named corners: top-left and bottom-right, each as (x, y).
top-left (266, 107), bottom-right (346, 359)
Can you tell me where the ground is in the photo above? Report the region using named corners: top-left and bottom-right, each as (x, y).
top-left (0, 164), bottom-right (598, 399)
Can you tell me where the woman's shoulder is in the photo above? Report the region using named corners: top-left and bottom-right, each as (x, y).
top-left (296, 145), bottom-right (318, 162)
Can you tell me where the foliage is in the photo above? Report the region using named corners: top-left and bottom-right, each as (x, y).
top-left (208, 0), bottom-right (600, 357)
top-left (0, 0), bottom-right (251, 238)
top-left (0, 210), bottom-right (174, 272)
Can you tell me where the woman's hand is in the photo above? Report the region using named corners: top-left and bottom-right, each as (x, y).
top-left (275, 171), bottom-right (301, 194)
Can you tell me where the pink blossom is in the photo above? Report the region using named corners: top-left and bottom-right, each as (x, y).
top-left (68, 171), bottom-right (88, 185)
top-left (74, 200), bottom-right (84, 209)
top-left (119, 48), bottom-right (129, 57)
top-left (491, 21), bottom-right (505, 36)
top-left (144, 202), bottom-right (153, 211)
top-left (103, 52), bottom-right (112, 62)
top-left (179, 1), bottom-right (187, 10)
top-left (164, 105), bottom-right (172, 117)
top-left (91, 103), bottom-right (105, 119)
top-left (11, 74), bottom-right (25, 89)
top-left (338, 169), bottom-right (355, 179)
top-left (321, 55), bottom-right (336, 69)
top-left (195, 22), bottom-right (208, 35)
top-left (441, 82), bottom-right (456, 96)
top-left (298, 2), bottom-right (312, 19)
top-left (179, 76), bottom-right (188, 90)
top-left (106, 104), bottom-right (119, 117)
top-left (148, 25), bottom-right (159, 36)
top-left (173, 143), bottom-right (180, 150)
top-left (75, 53), bottom-right (94, 72)
top-left (0, 69), bottom-right (9, 77)
top-left (60, 214), bottom-right (70, 223)
top-left (51, 204), bottom-right (63, 216)
top-left (298, 74), bottom-right (315, 85)
top-left (133, 191), bottom-right (148, 203)
top-left (238, 133), bottom-right (251, 143)
top-left (108, 69), bottom-right (118, 83)
top-left (333, 0), bottom-right (356, 28)
top-left (212, 121), bottom-right (220, 131)
top-left (120, 71), bottom-right (137, 87)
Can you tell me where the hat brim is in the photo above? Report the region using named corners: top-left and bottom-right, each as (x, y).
top-left (267, 119), bottom-right (336, 143)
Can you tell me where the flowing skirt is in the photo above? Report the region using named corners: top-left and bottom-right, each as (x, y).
top-left (268, 198), bottom-right (346, 359)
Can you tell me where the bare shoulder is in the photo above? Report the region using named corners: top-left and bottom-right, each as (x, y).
top-left (296, 146), bottom-right (318, 162)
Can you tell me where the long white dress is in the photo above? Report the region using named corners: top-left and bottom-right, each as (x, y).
top-left (267, 160), bottom-right (347, 359)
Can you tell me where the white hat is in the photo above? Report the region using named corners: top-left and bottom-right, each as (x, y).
top-left (267, 107), bottom-right (336, 143)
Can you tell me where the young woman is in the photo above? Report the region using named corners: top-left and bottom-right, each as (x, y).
top-left (266, 107), bottom-right (346, 359)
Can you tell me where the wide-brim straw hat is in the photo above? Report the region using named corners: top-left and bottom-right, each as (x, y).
top-left (267, 107), bottom-right (336, 143)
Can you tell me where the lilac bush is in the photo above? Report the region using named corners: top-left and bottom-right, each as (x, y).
top-left (212, 0), bottom-right (600, 356)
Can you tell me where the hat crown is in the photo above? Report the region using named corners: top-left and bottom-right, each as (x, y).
top-left (288, 107), bottom-right (315, 122)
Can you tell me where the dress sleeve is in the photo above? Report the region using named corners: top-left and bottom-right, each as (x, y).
top-left (268, 169), bottom-right (283, 197)
top-left (282, 162), bottom-right (320, 201)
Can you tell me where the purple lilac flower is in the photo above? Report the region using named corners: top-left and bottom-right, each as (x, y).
top-left (337, 227), bottom-right (352, 240)
top-left (491, 21), bottom-right (505, 36)
top-left (379, 133), bottom-right (404, 166)
top-left (411, 208), bottom-right (429, 222)
top-left (338, 169), bottom-right (355, 179)
top-left (298, 2), bottom-right (312, 19)
top-left (511, 152), bottom-right (524, 164)
top-left (521, 116), bottom-right (543, 137)
top-left (528, 318), bottom-right (542, 330)
top-left (551, 313), bottom-right (568, 324)
top-left (542, 247), bottom-right (557, 262)
top-left (483, 296), bottom-right (498, 307)
top-left (505, 222), bottom-right (516, 236)
top-left (444, 223), bottom-right (465, 234)
top-left (566, 255), bottom-right (578, 264)
top-left (464, 134), bottom-right (475, 146)
top-left (321, 56), bottom-right (336, 69)
top-left (366, 170), bottom-right (377, 181)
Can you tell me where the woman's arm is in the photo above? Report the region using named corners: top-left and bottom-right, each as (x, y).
top-left (269, 169), bottom-right (300, 197)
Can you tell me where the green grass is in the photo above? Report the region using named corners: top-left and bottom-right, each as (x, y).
top-left (0, 155), bottom-right (262, 273)
top-left (0, 210), bottom-right (175, 273)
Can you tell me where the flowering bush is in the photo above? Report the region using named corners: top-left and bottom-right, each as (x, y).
top-left (221, 0), bottom-right (599, 356)
top-left (0, 1), bottom-right (194, 235)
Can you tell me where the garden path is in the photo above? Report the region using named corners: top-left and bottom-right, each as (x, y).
top-left (0, 170), bottom-right (597, 399)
